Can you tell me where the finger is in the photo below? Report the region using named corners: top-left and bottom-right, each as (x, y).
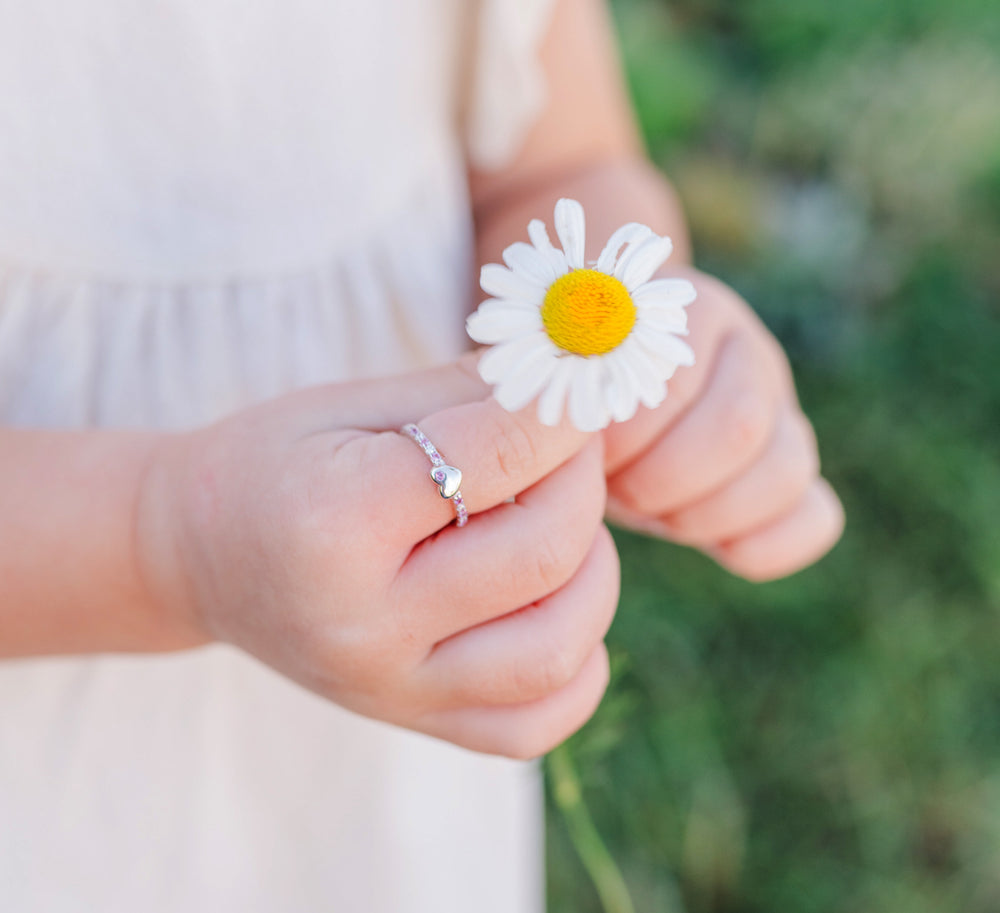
top-left (415, 525), bottom-right (619, 707)
top-left (709, 478), bottom-right (845, 582)
top-left (662, 405), bottom-right (820, 547)
top-left (361, 386), bottom-right (591, 544)
top-left (396, 441), bottom-right (608, 640)
top-left (278, 350), bottom-right (490, 432)
top-left (603, 273), bottom-right (798, 476)
top-left (609, 330), bottom-right (781, 517)
top-left (603, 494), bottom-right (679, 539)
top-left (602, 270), bottom-right (736, 474)
top-left (416, 642), bottom-right (610, 759)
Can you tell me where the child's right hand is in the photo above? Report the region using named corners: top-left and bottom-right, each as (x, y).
top-left (137, 357), bottom-right (618, 759)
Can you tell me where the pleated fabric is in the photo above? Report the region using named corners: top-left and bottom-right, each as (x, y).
top-left (0, 0), bottom-right (556, 909)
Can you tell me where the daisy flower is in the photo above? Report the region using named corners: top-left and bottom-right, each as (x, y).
top-left (467, 198), bottom-right (697, 432)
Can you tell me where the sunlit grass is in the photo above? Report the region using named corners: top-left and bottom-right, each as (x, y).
top-left (548, 2), bottom-right (1000, 910)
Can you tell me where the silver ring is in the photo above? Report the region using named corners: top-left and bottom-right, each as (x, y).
top-left (401, 423), bottom-right (468, 528)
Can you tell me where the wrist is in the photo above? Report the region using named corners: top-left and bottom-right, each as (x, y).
top-left (132, 431), bottom-right (215, 651)
top-left (474, 156), bottom-right (694, 272)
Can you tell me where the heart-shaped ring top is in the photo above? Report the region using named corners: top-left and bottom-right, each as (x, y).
top-left (430, 465), bottom-right (462, 499)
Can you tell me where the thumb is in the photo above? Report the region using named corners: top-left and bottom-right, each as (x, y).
top-left (290, 350), bottom-right (493, 431)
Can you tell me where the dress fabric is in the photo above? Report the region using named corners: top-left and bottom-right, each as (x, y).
top-left (0, 0), bottom-right (555, 909)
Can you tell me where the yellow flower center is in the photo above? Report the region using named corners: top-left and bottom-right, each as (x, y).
top-left (540, 269), bottom-right (637, 356)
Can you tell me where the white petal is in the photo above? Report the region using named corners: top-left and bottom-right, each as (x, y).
top-left (503, 241), bottom-right (558, 286)
top-left (632, 338), bottom-right (680, 382)
top-left (477, 332), bottom-right (552, 385)
top-left (596, 223), bottom-right (652, 274)
top-left (554, 199), bottom-right (586, 270)
top-left (632, 277), bottom-right (697, 308)
top-left (477, 296), bottom-right (539, 312)
top-left (614, 341), bottom-right (657, 407)
top-left (537, 357), bottom-right (575, 427)
top-left (616, 235), bottom-right (674, 291)
top-left (466, 304), bottom-right (543, 344)
top-left (620, 337), bottom-right (669, 408)
top-left (603, 352), bottom-right (641, 423)
top-left (637, 305), bottom-right (689, 334)
top-left (480, 263), bottom-right (546, 304)
top-left (634, 365), bottom-right (669, 409)
top-left (568, 357), bottom-right (610, 432)
top-left (527, 219), bottom-right (570, 277)
top-left (634, 323), bottom-right (696, 367)
top-left (636, 374), bottom-right (668, 409)
top-left (546, 249), bottom-right (570, 277)
top-left (528, 218), bottom-right (554, 251)
top-left (494, 349), bottom-right (559, 413)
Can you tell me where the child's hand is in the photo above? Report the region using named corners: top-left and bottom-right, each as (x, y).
top-left (138, 360), bottom-right (617, 759)
top-left (603, 269), bottom-right (845, 581)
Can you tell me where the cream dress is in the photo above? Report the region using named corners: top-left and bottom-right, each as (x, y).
top-left (0, 1), bottom-right (556, 909)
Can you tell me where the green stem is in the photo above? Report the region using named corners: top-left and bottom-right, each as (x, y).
top-left (547, 745), bottom-right (636, 913)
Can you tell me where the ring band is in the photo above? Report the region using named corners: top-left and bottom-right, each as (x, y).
top-left (401, 423), bottom-right (468, 528)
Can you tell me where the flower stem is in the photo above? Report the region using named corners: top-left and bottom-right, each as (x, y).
top-left (547, 744), bottom-right (636, 913)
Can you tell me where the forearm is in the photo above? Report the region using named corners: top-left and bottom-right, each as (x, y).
top-left (473, 154), bottom-right (693, 273)
top-left (470, 0), bottom-right (693, 280)
top-left (0, 429), bottom-right (207, 659)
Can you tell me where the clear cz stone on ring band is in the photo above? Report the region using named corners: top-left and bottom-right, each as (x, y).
top-left (401, 423), bottom-right (468, 527)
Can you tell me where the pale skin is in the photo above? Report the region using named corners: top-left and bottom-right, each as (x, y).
top-left (0, 0), bottom-right (842, 758)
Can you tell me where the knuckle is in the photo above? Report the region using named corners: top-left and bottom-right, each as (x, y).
top-left (598, 542), bottom-right (623, 618)
top-left (575, 446), bottom-right (609, 511)
top-left (582, 528), bottom-right (622, 616)
top-left (713, 525), bottom-right (790, 582)
top-left (532, 643), bottom-right (580, 697)
top-left (498, 640), bottom-right (581, 705)
top-left (530, 530), bottom-right (578, 593)
top-left (595, 644), bottom-right (612, 691)
top-left (488, 414), bottom-right (538, 487)
top-left (493, 648), bottom-right (611, 760)
top-left (716, 482), bottom-right (843, 582)
top-left (764, 335), bottom-right (795, 387)
top-left (795, 415), bottom-right (822, 477)
top-left (297, 438), bottom-right (375, 545)
top-left (661, 502), bottom-right (701, 539)
top-left (594, 523), bottom-right (621, 573)
top-left (584, 646), bottom-right (612, 709)
top-left (722, 388), bottom-right (772, 455)
top-left (816, 481), bottom-right (846, 542)
top-left (771, 420), bottom-right (820, 500)
top-left (783, 441), bottom-right (819, 489)
top-left (608, 470), bottom-right (646, 514)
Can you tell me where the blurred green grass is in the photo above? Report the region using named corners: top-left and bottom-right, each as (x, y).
top-left (546, 2), bottom-right (1000, 911)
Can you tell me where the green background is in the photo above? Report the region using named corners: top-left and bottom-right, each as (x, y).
top-left (546, 2), bottom-right (1000, 911)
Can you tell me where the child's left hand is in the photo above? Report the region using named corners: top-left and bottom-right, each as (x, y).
top-left (602, 268), bottom-right (844, 581)
top-left (466, 0), bottom-right (843, 582)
